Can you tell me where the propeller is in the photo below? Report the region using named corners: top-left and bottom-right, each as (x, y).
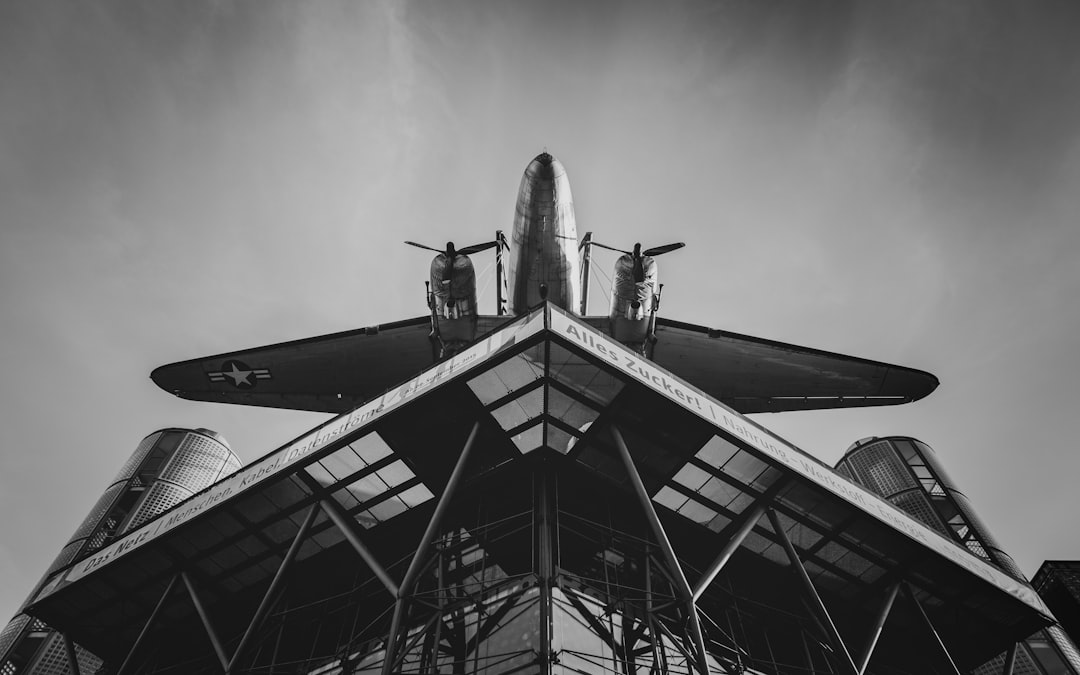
top-left (405, 240), bottom-right (499, 257)
top-left (588, 241), bottom-right (685, 282)
top-left (589, 241), bottom-right (685, 257)
top-left (406, 240), bottom-right (500, 292)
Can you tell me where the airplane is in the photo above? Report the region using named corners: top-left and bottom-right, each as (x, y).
top-left (150, 152), bottom-right (938, 415)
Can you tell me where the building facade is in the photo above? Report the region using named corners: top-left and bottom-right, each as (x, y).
top-left (1035, 562), bottom-right (1080, 647)
top-left (836, 436), bottom-right (1080, 675)
top-left (0, 428), bottom-right (241, 675)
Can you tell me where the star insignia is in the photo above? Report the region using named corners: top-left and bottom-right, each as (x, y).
top-left (208, 360), bottom-right (272, 389)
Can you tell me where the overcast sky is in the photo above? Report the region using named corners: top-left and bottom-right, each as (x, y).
top-left (2, 0), bottom-right (1080, 619)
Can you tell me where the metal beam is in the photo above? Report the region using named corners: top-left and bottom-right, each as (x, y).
top-left (856, 582), bottom-right (899, 675)
top-left (767, 508), bottom-right (859, 675)
top-left (180, 572), bottom-right (229, 672)
top-left (692, 498), bottom-right (768, 602)
top-left (318, 494), bottom-right (399, 597)
top-left (115, 574), bottom-right (179, 675)
top-left (900, 583), bottom-right (962, 675)
top-left (496, 229), bottom-right (508, 316)
top-left (609, 425), bottom-right (710, 675)
top-left (1002, 642), bottom-right (1018, 675)
top-left (382, 421), bottom-right (481, 675)
top-left (579, 232), bottom-right (593, 315)
top-left (228, 502), bottom-right (320, 674)
top-left (61, 632), bottom-right (81, 675)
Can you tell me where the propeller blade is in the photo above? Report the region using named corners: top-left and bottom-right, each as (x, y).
top-left (456, 241), bottom-right (498, 256)
top-left (642, 242), bottom-right (685, 257)
top-left (405, 241), bottom-right (444, 254)
top-left (590, 241), bottom-right (632, 255)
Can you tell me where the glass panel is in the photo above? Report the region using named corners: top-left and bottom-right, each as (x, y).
top-left (397, 484), bottom-right (434, 508)
top-left (491, 386), bottom-right (545, 430)
top-left (722, 451), bottom-right (768, 486)
top-left (511, 423), bottom-right (544, 454)
top-left (466, 344), bottom-right (545, 405)
top-left (317, 445), bottom-right (365, 481)
top-left (367, 496), bottom-right (408, 522)
top-left (696, 435), bottom-right (739, 468)
top-left (677, 497), bottom-right (718, 525)
top-left (374, 460), bottom-right (414, 488)
top-left (699, 476), bottom-right (742, 509)
top-left (707, 512), bottom-right (733, 532)
top-left (752, 466), bottom-right (783, 491)
top-left (546, 423), bottom-right (577, 456)
top-left (304, 462), bottom-right (337, 489)
top-left (548, 387), bottom-right (599, 432)
top-left (333, 485), bottom-right (361, 510)
top-left (549, 342), bottom-right (625, 406)
top-left (339, 473), bottom-right (387, 505)
top-left (815, 540), bottom-right (849, 565)
top-left (349, 433), bottom-right (393, 465)
top-left (834, 549), bottom-right (875, 578)
top-left (653, 486), bottom-right (688, 512)
top-left (786, 520), bottom-right (824, 551)
top-left (672, 464), bottom-right (711, 491)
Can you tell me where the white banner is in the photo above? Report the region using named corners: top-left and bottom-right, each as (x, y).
top-left (548, 309), bottom-right (1050, 617)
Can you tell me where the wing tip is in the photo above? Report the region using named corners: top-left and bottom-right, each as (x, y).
top-left (884, 366), bottom-right (940, 403)
top-left (149, 363), bottom-right (186, 397)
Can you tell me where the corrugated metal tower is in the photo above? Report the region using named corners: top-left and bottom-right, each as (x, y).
top-left (0, 428), bottom-right (240, 675)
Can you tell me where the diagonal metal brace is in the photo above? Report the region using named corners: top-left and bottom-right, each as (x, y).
top-left (900, 582), bottom-right (962, 675)
top-left (693, 498), bottom-right (769, 603)
top-left (115, 574), bottom-right (179, 675)
top-left (227, 502), bottom-right (320, 673)
top-left (610, 424), bottom-right (712, 675)
top-left (767, 508), bottom-right (859, 675)
top-left (61, 632), bottom-right (81, 675)
top-left (856, 582), bottom-right (899, 675)
top-left (382, 421), bottom-right (481, 675)
top-left (179, 572), bottom-right (230, 672)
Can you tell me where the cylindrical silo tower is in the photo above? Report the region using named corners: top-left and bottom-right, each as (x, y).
top-left (1, 428), bottom-right (241, 675)
top-left (836, 435), bottom-right (1080, 675)
top-left (835, 435), bottom-right (1023, 577)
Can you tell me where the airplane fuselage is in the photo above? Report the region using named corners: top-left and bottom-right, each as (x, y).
top-left (506, 153), bottom-right (580, 315)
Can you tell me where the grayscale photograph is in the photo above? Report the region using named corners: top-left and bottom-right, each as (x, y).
top-left (1, 2), bottom-right (1079, 673)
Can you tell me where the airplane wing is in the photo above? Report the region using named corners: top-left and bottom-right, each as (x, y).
top-left (152, 313), bottom-right (937, 416)
top-left (647, 317), bottom-right (939, 413)
top-left (150, 316), bottom-right (516, 414)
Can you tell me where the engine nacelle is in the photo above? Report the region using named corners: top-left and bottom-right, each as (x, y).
top-left (429, 253), bottom-right (478, 351)
top-left (609, 254), bottom-right (657, 349)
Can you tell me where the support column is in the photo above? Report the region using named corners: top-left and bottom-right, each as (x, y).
top-left (767, 508), bottom-right (858, 675)
top-left (610, 425), bottom-right (710, 675)
top-left (318, 493), bottom-right (399, 597)
top-left (536, 462), bottom-right (555, 674)
top-left (692, 499), bottom-right (768, 603)
top-left (228, 502), bottom-right (320, 673)
top-left (180, 572), bottom-right (230, 672)
top-left (856, 583), bottom-right (899, 675)
top-left (1002, 643), bottom-right (1018, 675)
top-left (115, 574), bottom-right (179, 675)
top-left (579, 232), bottom-right (593, 315)
top-left (61, 633), bottom-right (81, 675)
top-left (900, 583), bottom-right (962, 675)
top-left (382, 421), bottom-right (481, 675)
top-left (496, 230), bottom-right (508, 316)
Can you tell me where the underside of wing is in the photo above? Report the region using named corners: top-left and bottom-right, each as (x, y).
top-left (650, 318), bottom-right (939, 413)
top-left (150, 316), bottom-right (516, 413)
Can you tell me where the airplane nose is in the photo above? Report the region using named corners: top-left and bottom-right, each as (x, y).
top-left (535, 152), bottom-right (553, 166)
